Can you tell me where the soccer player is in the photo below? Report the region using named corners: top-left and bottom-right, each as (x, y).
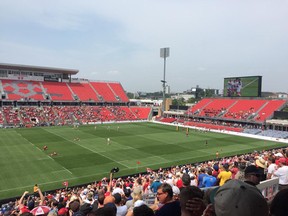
top-left (107, 137), bottom-right (110, 145)
top-left (43, 145), bottom-right (48, 151)
top-left (236, 78), bottom-right (242, 96)
top-left (216, 151), bottom-right (219, 159)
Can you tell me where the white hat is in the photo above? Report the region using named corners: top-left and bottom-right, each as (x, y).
top-left (214, 180), bottom-right (268, 216)
top-left (165, 179), bottom-right (174, 187)
top-left (275, 152), bottom-right (284, 157)
top-left (172, 186), bottom-right (180, 196)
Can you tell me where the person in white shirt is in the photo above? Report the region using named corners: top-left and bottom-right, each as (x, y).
top-left (267, 157), bottom-right (277, 179)
top-left (112, 182), bottom-right (125, 196)
top-left (273, 158), bottom-right (288, 190)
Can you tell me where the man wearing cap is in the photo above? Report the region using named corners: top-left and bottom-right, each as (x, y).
top-left (273, 158), bottom-right (288, 190)
top-left (213, 179), bottom-right (269, 216)
top-left (244, 165), bottom-right (262, 186)
top-left (255, 157), bottom-right (267, 181)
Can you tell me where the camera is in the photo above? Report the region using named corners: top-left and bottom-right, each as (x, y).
top-left (110, 167), bottom-right (119, 173)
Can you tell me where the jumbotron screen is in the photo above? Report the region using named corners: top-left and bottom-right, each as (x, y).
top-left (223, 76), bottom-right (262, 97)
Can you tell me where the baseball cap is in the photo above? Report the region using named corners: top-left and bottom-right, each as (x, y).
top-left (244, 165), bottom-right (261, 175)
top-left (278, 157), bottom-right (286, 165)
top-left (58, 208), bottom-right (68, 216)
top-left (214, 179), bottom-right (268, 216)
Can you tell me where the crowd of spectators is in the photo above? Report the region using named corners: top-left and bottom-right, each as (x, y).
top-left (1, 147), bottom-right (288, 216)
top-left (0, 106), bottom-right (150, 128)
top-left (223, 107), bottom-right (256, 120)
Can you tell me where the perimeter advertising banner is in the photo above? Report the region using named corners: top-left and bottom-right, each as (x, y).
top-left (223, 76), bottom-right (262, 97)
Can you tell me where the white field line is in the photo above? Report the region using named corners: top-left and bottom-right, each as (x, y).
top-left (16, 130), bottom-right (72, 173)
top-left (42, 128), bottom-right (130, 169)
top-left (0, 167), bottom-right (130, 193)
top-left (62, 166), bottom-right (73, 175)
top-left (0, 154), bottom-right (199, 193)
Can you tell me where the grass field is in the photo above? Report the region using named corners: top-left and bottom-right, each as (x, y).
top-left (0, 122), bottom-right (286, 200)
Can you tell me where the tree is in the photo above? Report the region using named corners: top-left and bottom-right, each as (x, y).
top-left (126, 92), bottom-right (134, 99)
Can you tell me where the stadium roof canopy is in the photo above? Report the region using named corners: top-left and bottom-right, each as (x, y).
top-left (0, 63), bottom-right (79, 75)
top-left (266, 119), bottom-right (288, 126)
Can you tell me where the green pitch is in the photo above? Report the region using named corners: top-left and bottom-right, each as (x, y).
top-left (0, 122), bottom-right (286, 200)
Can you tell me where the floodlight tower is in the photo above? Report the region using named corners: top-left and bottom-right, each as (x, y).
top-left (160, 47), bottom-right (170, 113)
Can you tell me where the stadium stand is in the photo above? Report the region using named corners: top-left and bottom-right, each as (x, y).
top-left (199, 98), bottom-right (236, 117)
top-left (1, 80), bottom-right (45, 101)
top-left (68, 82), bottom-right (99, 102)
top-left (254, 100), bottom-right (287, 122)
top-left (130, 107), bottom-right (152, 120)
top-left (186, 98), bottom-right (212, 115)
top-left (0, 106), bottom-right (152, 127)
top-left (42, 82), bottom-right (74, 101)
top-left (108, 82), bottom-right (130, 103)
top-left (223, 99), bottom-right (266, 120)
top-left (90, 82), bottom-right (118, 102)
top-left (159, 117), bottom-right (177, 123)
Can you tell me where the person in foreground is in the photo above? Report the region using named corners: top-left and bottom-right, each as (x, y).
top-left (154, 183), bottom-right (181, 216)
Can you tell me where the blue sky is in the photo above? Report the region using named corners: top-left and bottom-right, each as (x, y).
top-left (0, 0), bottom-right (287, 93)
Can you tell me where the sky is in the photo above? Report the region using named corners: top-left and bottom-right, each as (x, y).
top-left (0, 0), bottom-right (288, 93)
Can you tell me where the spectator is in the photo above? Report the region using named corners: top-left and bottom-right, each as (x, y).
top-left (180, 186), bottom-right (205, 216)
top-left (217, 163), bottom-right (232, 186)
top-left (255, 157), bottom-right (267, 181)
top-left (133, 204), bottom-right (155, 216)
top-left (234, 162), bottom-right (246, 181)
top-left (267, 157), bottom-right (277, 179)
top-left (125, 187), bottom-right (144, 210)
top-left (273, 158), bottom-right (288, 190)
top-left (154, 183), bottom-right (181, 216)
top-left (174, 172), bottom-right (183, 189)
top-left (230, 161), bottom-right (239, 179)
top-left (198, 168), bottom-right (208, 188)
top-left (112, 183), bottom-right (124, 196)
top-left (244, 165), bottom-right (262, 186)
top-left (181, 173), bottom-right (191, 188)
top-left (214, 179), bottom-right (268, 216)
top-left (203, 170), bottom-right (217, 188)
top-left (269, 188), bottom-right (288, 216)
top-left (150, 177), bottom-right (161, 194)
top-left (113, 193), bottom-right (127, 216)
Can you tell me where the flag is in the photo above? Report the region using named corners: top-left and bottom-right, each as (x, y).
top-left (63, 181), bottom-right (69, 188)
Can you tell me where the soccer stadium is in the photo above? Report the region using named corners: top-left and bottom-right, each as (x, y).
top-left (0, 63), bottom-right (288, 215)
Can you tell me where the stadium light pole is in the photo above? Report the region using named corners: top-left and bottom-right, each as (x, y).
top-left (160, 47), bottom-right (170, 113)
